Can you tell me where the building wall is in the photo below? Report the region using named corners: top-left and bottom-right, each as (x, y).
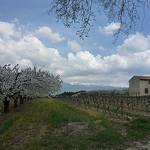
top-left (139, 80), bottom-right (150, 96)
top-left (129, 77), bottom-right (140, 96)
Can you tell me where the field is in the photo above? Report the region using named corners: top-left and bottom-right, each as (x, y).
top-left (0, 98), bottom-right (150, 150)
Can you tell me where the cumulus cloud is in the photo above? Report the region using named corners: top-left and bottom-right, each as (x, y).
top-left (1, 20), bottom-right (150, 87)
top-left (34, 26), bottom-right (65, 43)
top-left (117, 32), bottom-right (150, 55)
top-left (0, 21), bottom-right (66, 74)
top-left (0, 21), bottom-right (22, 41)
top-left (67, 51), bottom-right (101, 72)
top-left (0, 33), bottom-right (66, 72)
top-left (67, 39), bottom-right (82, 51)
top-left (66, 52), bottom-right (127, 77)
top-left (0, 21), bottom-right (15, 39)
top-left (99, 22), bottom-right (121, 35)
top-left (64, 33), bottom-right (150, 86)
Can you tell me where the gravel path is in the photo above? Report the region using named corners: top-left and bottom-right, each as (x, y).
top-left (126, 140), bottom-right (150, 150)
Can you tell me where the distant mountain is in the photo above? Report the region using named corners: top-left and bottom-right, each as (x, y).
top-left (60, 82), bottom-right (127, 93)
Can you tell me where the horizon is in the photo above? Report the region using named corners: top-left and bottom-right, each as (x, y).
top-left (60, 82), bottom-right (129, 93)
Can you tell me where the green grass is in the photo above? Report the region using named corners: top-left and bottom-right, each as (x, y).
top-left (0, 98), bottom-right (150, 150)
top-left (126, 117), bottom-right (150, 140)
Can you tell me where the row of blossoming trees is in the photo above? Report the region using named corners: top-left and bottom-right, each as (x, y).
top-left (0, 64), bottom-right (62, 113)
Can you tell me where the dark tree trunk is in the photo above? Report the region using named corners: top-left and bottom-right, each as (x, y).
top-left (27, 97), bottom-right (29, 102)
top-left (14, 98), bottom-right (18, 108)
top-left (20, 96), bottom-right (24, 104)
top-left (3, 97), bottom-right (10, 113)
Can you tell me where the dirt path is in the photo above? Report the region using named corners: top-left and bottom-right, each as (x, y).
top-left (126, 138), bottom-right (150, 150)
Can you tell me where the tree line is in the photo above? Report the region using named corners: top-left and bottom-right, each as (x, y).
top-left (0, 64), bottom-right (62, 113)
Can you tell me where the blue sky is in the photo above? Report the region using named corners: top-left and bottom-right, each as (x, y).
top-left (0, 0), bottom-right (150, 87)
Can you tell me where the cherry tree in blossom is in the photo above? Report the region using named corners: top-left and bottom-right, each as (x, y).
top-left (0, 64), bottom-right (62, 113)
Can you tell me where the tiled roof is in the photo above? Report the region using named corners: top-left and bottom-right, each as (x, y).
top-left (134, 76), bottom-right (150, 80)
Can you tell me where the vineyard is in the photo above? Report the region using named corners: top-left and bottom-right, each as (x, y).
top-left (1, 98), bottom-right (150, 150)
top-left (58, 92), bottom-right (150, 119)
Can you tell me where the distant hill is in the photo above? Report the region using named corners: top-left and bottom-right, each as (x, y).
top-left (60, 82), bottom-right (127, 93)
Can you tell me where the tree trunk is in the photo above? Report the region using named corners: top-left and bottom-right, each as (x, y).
top-left (27, 97), bottom-right (30, 102)
top-left (20, 96), bottom-right (24, 104)
top-left (14, 98), bottom-right (18, 108)
top-left (3, 97), bottom-right (10, 113)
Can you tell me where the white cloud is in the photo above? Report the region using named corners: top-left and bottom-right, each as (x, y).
top-left (0, 21), bottom-right (15, 39)
top-left (0, 33), bottom-right (66, 71)
top-left (35, 26), bottom-right (65, 43)
top-left (117, 32), bottom-right (150, 55)
top-left (67, 51), bottom-right (101, 72)
top-left (0, 21), bottom-right (22, 41)
top-left (0, 22), bottom-right (66, 73)
top-left (66, 51), bottom-right (127, 77)
top-left (67, 39), bottom-right (82, 51)
top-left (1, 20), bottom-right (150, 87)
top-left (99, 22), bottom-right (121, 35)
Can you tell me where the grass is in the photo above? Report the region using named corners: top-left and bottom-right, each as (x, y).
top-left (126, 117), bottom-right (150, 140)
top-left (0, 98), bottom-right (150, 150)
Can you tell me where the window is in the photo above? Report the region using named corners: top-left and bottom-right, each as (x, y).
top-left (145, 88), bottom-right (148, 94)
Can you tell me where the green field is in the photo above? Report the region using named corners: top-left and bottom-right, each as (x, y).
top-left (0, 98), bottom-right (150, 150)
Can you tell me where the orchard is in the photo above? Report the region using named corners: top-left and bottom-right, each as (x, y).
top-left (0, 64), bottom-right (62, 113)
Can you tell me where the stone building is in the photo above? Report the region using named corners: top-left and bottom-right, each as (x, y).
top-left (129, 76), bottom-right (150, 96)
